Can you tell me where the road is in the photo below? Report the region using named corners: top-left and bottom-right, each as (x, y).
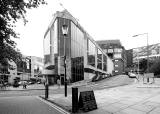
top-left (0, 75), bottom-right (134, 114)
top-left (0, 96), bottom-right (66, 114)
top-left (0, 75), bottom-right (134, 97)
top-left (0, 88), bottom-right (72, 97)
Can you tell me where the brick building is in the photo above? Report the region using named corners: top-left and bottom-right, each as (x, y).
top-left (97, 40), bottom-right (126, 75)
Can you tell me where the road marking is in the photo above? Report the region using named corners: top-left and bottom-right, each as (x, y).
top-left (37, 96), bottom-right (70, 114)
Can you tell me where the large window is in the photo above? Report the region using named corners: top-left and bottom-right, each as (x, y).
top-left (103, 55), bottom-right (107, 71)
top-left (88, 39), bottom-right (96, 67)
top-left (44, 30), bottom-right (51, 64)
top-left (114, 48), bottom-right (122, 53)
top-left (50, 19), bottom-right (58, 66)
top-left (52, 20), bottom-right (58, 54)
top-left (71, 22), bottom-right (84, 58)
top-left (108, 49), bottom-right (113, 53)
top-left (114, 53), bottom-right (122, 58)
top-left (97, 49), bottom-right (102, 69)
top-left (71, 22), bottom-right (85, 82)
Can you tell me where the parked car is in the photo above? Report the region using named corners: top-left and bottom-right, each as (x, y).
top-left (18, 81), bottom-right (28, 85)
top-left (37, 81), bottom-right (41, 84)
top-left (28, 81), bottom-right (35, 85)
top-left (128, 72), bottom-right (136, 77)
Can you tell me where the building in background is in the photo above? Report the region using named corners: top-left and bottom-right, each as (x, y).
top-left (0, 63), bottom-right (9, 84)
top-left (17, 56), bottom-right (31, 82)
top-left (126, 43), bottom-right (160, 72)
top-left (96, 40), bottom-right (126, 75)
top-left (43, 10), bottom-right (114, 84)
top-left (16, 56), bottom-right (44, 83)
top-left (30, 56), bottom-right (44, 82)
top-left (0, 60), bottom-right (17, 84)
top-left (0, 55), bottom-right (44, 85)
top-left (8, 60), bottom-right (17, 84)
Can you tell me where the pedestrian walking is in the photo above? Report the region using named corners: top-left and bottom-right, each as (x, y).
top-left (23, 83), bottom-right (25, 89)
top-left (57, 79), bottom-right (60, 88)
top-left (23, 82), bottom-right (27, 89)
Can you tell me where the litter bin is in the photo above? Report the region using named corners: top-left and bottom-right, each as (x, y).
top-left (72, 87), bottom-right (78, 113)
top-left (45, 84), bottom-right (49, 99)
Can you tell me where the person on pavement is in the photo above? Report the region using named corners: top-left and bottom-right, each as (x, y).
top-left (57, 79), bottom-right (60, 88)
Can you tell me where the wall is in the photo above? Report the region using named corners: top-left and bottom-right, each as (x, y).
top-left (114, 59), bottom-right (124, 74)
top-left (107, 57), bottom-right (114, 74)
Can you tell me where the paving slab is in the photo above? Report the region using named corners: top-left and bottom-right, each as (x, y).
top-left (40, 77), bottom-right (160, 114)
top-left (151, 107), bottom-right (160, 113)
top-left (142, 101), bottom-right (160, 107)
top-left (85, 108), bottom-right (112, 114)
top-left (148, 95), bottom-right (160, 103)
top-left (129, 103), bottom-right (154, 113)
top-left (149, 110), bottom-right (160, 114)
top-left (118, 100), bottom-right (138, 105)
top-left (116, 108), bottom-right (146, 114)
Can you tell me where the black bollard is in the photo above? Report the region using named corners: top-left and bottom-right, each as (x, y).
top-left (72, 87), bottom-right (78, 113)
top-left (45, 84), bottom-right (49, 99)
top-left (147, 78), bottom-right (149, 83)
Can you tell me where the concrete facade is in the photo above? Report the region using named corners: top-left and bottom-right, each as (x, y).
top-left (44, 10), bottom-right (114, 84)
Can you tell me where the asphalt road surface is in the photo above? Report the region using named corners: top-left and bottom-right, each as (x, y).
top-left (0, 75), bottom-right (134, 97)
top-left (0, 75), bottom-right (133, 114)
top-left (0, 96), bottom-right (66, 114)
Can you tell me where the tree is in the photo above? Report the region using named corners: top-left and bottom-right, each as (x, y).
top-left (0, 0), bottom-right (46, 65)
top-left (0, 43), bottom-right (22, 65)
top-left (139, 59), bottom-right (147, 72)
top-left (139, 58), bottom-right (153, 73)
top-left (148, 59), bottom-right (160, 76)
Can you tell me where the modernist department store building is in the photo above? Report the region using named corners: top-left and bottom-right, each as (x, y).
top-left (43, 10), bottom-right (113, 84)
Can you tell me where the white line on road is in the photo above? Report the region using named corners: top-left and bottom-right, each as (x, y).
top-left (36, 96), bottom-right (70, 114)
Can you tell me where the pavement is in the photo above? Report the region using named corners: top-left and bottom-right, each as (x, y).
top-left (41, 75), bottom-right (160, 114)
top-left (2, 75), bottom-right (160, 114)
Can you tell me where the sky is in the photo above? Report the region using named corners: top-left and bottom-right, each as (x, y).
top-left (14, 0), bottom-right (160, 57)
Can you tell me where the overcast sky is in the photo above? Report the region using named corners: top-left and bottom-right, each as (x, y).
top-left (14, 0), bottom-right (160, 57)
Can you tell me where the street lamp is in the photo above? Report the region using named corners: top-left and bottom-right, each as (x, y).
top-left (136, 53), bottom-right (140, 76)
top-left (133, 33), bottom-right (149, 82)
top-left (62, 24), bottom-right (68, 97)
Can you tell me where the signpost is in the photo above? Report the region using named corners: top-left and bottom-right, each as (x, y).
top-left (143, 73), bottom-right (154, 84)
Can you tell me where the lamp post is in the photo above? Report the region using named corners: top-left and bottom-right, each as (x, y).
top-left (137, 53), bottom-right (139, 76)
top-left (45, 75), bottom-right (49, 99)
top-left (62, 24), bottom-right (68, 97)
top-left (133, 33), bottom-right (149, 82)
top-left (22, 58), bottom-right (25, 81)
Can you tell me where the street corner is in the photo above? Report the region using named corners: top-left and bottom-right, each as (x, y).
top-left (38, 95), bottom-right (71, 114)
top-left (39, 94), bottom-right (72, 113)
